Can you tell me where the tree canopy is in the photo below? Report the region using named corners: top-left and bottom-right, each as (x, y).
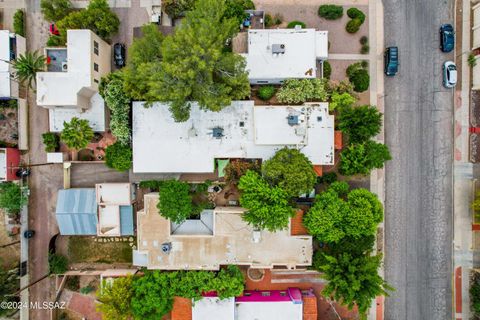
top-left (329, 91), bottom-right (356, 111)
top-left (276, 78), bottom-right (330, 104)
top-left (162, 0), bottom-right (196, 19)
top-left (0, 182), bottom-right (27, 215)
top-left (101, 76), bottom-right (131, 145)
top-left (13, 51), bottom-right (46, 89)
top-left (97, 276), bottom-right (134, 320)
top-left (57, 0), bottom-right (120, 41)
top-left (153, 0), bottom-right (250, 121)
top-left (339, 140), bottom-right (392, 176)
top-left (40, 0), bottom-right (72, 22)
top-left (238, 170), bottom-right (294, 231)
top-left (262, 148), bottom-right (317, 198)
top-left (157, 180), bottom-right (193, 223)
top-left (338, 105), bottom-right (382, 143)
top-left (123, 24), bottom-right (164, 102)
top-left (60, 117), bottom-right (94, 150)
top-left (303, 182), bottom-right (383, 243)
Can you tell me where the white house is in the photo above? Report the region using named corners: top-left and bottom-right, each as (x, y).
top-left (132, 100), bottom-right (334, 173)
top-left (0, 30), bottom-right (26, 99)
top-left (242, 28), bottom-right (328, 84)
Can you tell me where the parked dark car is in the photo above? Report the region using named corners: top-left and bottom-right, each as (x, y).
top-left (113, 43), bottom-right (126, 68)
top-left (440, 24), bottom-right (454, 53)
top-left (384, 46), bottom-right (399, 76)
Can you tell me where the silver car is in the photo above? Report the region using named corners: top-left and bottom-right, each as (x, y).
top-left (443, 61), bottom-right (457, 88)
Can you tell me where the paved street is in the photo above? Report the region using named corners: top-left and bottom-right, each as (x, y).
top-left (383, 0), bottom-right (454, 319)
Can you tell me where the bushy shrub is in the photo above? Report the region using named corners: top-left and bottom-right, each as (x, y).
top-left (0, 182), bottom-right (27, 215)
top-left (346, 18), bottom-right (362, 33)
top-left (317, 172), bottom-right (337, 185)
top-left (347, 7), bottom-right (365, 23)
top-left (49, 253), bottom-right (68, 274)
top-left (41, 0), bottom-right (72, 22)
top-left (105, 141), bottom-right (132, 172)
top-left (287, 20), bottom-right (306, 29)
top-left (13, 10), bottom-right (25, 37)
top-left (360, 36), bottom-right (368, 45)
top-left (102, 78), bottom-right (131, 145)
top-left (257, 85), bottom-right (276, 100)
top-left (338, 105), bottom-right (382, 143)
top-left (329, 92), bottom-right (356, 111)
top-left (162, 0), bottom-right (195, 19)
top-left (360, 44), bottom-right (369, 54)
top-left (339, 140), bottom-right (391, 176)
top-left (264, 13), bottom-right (273, 27)
top-left (46, 35), bottom-right (64, 47)
top-left (318, 5), bottom-right (343, 20)
top-left (471, 271), bottom-right (480, 316)
top-left (273, 13), bottom-right (283, 25)
top-left (276, 78), bottom-right (329, 104)
top-left (346, 62), bottom-right (369, 92)
top-left (468, 53), bottom-right (477, 67)
top-left (42, 132), bottom-right (59, 152)
top-left (323, 61), bottom-right (331, 79)
top-left (139, 180), bottom-right (163, 191)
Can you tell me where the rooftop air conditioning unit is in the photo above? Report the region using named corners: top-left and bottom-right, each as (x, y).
top-left (161, 242), bottom-right (172, 254)
top-left (212, 127), bottom-right (224, 139)
top-left (287, 115), bottom-right (299, 126)
top-left (272, 44), bottom-right (285, 54)
top-left (61, 62), bottom-right (68, 72)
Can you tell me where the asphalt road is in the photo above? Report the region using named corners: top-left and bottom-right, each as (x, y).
top-left (383, 0), bottom-right (454, 319)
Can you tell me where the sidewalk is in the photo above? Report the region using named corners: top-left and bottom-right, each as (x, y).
top-left (453, 0), bottom-right (474, 319)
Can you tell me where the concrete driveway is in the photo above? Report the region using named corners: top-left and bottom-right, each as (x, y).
top-left (383, 0), bottom-right (454, 319)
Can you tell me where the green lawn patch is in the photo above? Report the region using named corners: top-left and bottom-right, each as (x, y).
top-left (67, 237), bottom-right (133, 264)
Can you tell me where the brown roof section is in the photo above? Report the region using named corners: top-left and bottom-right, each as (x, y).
top-left (334, 130), bottom-right (343, 150)
top-left (303, 295), bottom-right (318, 320)
top-left (171, 297), bottom-right (192, 320)
top-left (291, 210), bottom-right (308, 236)
top-left (313, 165), bottom-right (323, 177)
top-left (67, 292), bottom-right (102, 320)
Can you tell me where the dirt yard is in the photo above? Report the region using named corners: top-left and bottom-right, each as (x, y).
top-left (0, 210), bottom-right (20, 269)
top-left (0, 106), bottom-right (18, 146)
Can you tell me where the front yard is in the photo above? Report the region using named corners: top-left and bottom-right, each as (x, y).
top-left (65, 236), bottom-right (134, 264)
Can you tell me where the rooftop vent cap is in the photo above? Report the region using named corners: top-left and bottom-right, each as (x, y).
top-left (212, 127), bottom-right (224, 139)
top-left (161, 242), bottom-right (172, 254)
top-left (287, 115), bottom-right (299, 126)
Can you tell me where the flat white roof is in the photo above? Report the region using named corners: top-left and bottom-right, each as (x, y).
top-left (192, 297), bottom-right (235, 320)
top-left (136, 194), bottom-right (312, 270)
top-left (98, 205), bottom-right (121, 236)
top-left (48, 93), bottom-right (106, 132)
top-left (243, 29), bottom-right (328, 83)
top-left (0, 30), bottom-right (11, 98)
top-left (96, 183), bottom-right (132, 205)
top-left (132, 101), bottom-right (334, 173)
top-left (236, 301), bottom-right (303, 320)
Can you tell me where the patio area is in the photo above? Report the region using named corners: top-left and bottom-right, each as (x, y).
top-left (45, 48), bottom-right (68, 72)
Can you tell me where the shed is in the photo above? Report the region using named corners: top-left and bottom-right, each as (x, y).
top-left (55, 189), bottom-right (98, 235)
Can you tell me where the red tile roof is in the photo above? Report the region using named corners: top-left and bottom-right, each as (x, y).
top-left (303, 295), bottom-right (318, 320)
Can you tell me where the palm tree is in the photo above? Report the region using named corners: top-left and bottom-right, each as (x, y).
top-left (12, 51), bottom-right (46, 89)
top-left (61, 117), bottom-right (94, 151)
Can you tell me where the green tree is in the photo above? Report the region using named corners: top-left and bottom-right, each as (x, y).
top-left (13, 10), bottom-right (25, 37)
top-left (338, 105), bottom-right (382, 143)
top-left (339, 140), bottom-right (391, 176)
top-left (303, 182), bottom-right (383, 242)
top-left (105, 142), bottom-right (132, 172)
top-left (48, 253), bottom-right (68, 274)
top-left (131, 271), bottom-right (174, 320)
top-left (318, 4), bottom-right (343, 20)
top-left (0, 264), bottom-right (18, 316)
top-left (224, 159), bottom-right (260, 185)
top-left (346, 62), bottom-right (369, 92)
top-left (323, 60), bottom-right (331, 79)
top-left (57, 0), bottom-right (120, 41)
top-left (319, 252), bottom-right (393, 318)
top-left (347, 7), bottom-right (366, 23)
top-left (276, 78), bottom-right (329, 104)
top-left (60, 117), bottom-right (94, 151)
top-left (223, 0), bottom-right (255, 25)
top-left (0, 182), bottom-right (27, 215)
top-left (162, 0), bottom-right (196, 19)
top-left (42, 132), bottom-right (59, 152)
top-left (12, 51), bottom-right (46, 89)
top-left (41, 0), bottom-right (72, 22)
top-left (211, 265), bottom-right (245, 299)
top-left (329, 92), bottom-right (356, 111)
top-left (96, 276), bottom-right (134, 320)
top-left (262, 148), bottom-right (317, 197)
top-left (157, 180), bottom-right (193, 223)
top-left (155, 0), bottom-right (250, 121)
top-left (238, 170), bottom-right (294, 231)
top-left (123, 24), bottom-right (164, 102)
top-left (102, 78), bottom-right (131, 144)
top-left (257, 85), bottom-right (276, 101)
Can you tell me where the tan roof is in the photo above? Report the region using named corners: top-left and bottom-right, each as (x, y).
top-left (136, 193), bottom-right (312, 270)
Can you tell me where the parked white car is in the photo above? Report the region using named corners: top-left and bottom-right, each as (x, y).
top-left (442, 61), bottom-right (457, 88)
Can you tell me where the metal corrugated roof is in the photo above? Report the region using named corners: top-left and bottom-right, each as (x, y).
top-left (120, 205), bottom-right (134, 235)
top-left (55, 189), bottom-right (98, 235)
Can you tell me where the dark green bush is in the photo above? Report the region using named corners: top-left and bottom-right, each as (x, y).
top-left (264, 13), bottom-right (273, 27)
top-left (46, 35), bottom-right (64, 47)
top-left (287, 20), bottom-right (306, 29)
top-left (0, 99), bottom-right (18, 109)
top-left (346, 18), bottom-right (362, 33)
top-left (318, 5), bottom-right (343, 20)
top-left (360, 36), bottom-right (368, 45)
top-left (471, 271), bottom-right (480, 316)
top-left (258, 85), bottom-right (276, 100)
top-left (349, 69), bottom-right (370, 92)
top-left (317, 172), bottom-right (337, 184)
top-left (49, 253), bottom-right (68, 274)
top-left (361, 44), bottom-right (369, 54)
top-left (42, 132), bottom-right (59, 152)
top-left (105, 142), bottom-right (132, 172)
top-left (139, 180), bottom-right (163, 191)
top-left (347, 7), bottom-right (365, 23)
top-left (361, 60), bottom-right (369, 68)
top-left (13, 10), bottom-right (25, 37)
top-left (323, 61), bottom-right (331, 79)
top-left (273, 13), bottom-right (283, 25)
